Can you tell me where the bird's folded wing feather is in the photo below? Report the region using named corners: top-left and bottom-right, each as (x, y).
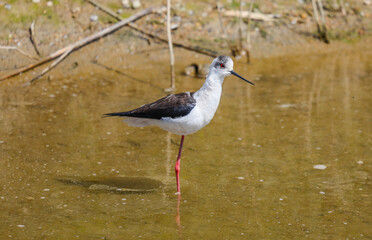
top-left (104, 92), bottom-right (196, 119)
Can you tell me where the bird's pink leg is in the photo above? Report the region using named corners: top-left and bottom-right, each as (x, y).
top-left (175, 135), bottom-right (185, 194)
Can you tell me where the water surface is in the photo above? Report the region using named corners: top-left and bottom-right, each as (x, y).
top-left (0, 42), bottom-right (371, 239)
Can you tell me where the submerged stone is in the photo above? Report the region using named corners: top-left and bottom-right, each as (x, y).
top-left (313, 164), bottom-right (327, 170)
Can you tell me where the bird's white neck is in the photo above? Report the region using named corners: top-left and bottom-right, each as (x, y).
top-left (193, 71), bottom-right (224, 112)
top-left (196, 71), bottom-right (224, 96)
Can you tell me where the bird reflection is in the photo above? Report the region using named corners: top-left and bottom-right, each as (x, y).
top-left (176, 195), bottom-right (183, 239)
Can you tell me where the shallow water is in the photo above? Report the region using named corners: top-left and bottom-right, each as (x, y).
top-left (1, 42), bottom-right (372, 239)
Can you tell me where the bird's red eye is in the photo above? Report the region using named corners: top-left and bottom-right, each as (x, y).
top-left (220, 64), bottom-right (225, 68)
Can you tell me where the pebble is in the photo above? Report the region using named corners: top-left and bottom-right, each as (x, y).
top-left (313, 164), bottom-right (326, 170)
top-left (17, 225), bottom-right (25, 228)
top-left (171, 16), bottom-right (182, 30)
top-left (131, 0), bottom-right (141, 9)
top-left (90, 15), bottom-right (98, 22)
top-left (47, 1), bottom-right (53, 7)
top-left (4, 4), bottom-right (11, 10)
top-left (72, 6), bottom-right (81, 13)
top-left (121, 0), bottom-right (130, 8)
top-left (32, 0), bottom-right (40, 3)
top-left (237, 177), bottom-right (245, 180)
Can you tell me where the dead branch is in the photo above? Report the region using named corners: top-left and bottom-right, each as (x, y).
top-left (166, 0), bottom-right (176, 91)
top-left (29, 20), bottom-right (41, 57)
top-left (87, 0), bottom-right (121, 20)
top-left (0, 7), bottom-right (155, 82)
top-left (238, 0), bottom-right (243, 51)
top-left (132, 24), bottom-right (218, 57)
top-left (216, 0), bottom-right (234, 53)
top-left (0, 46), bottom-right (39, 60)
top-left (245, 0), bottom-right (255, 63)
top-left (87, 0), bottom-right (218, 58)
top-left (318, 0), bottom-right (330, 43)
top-left (28, 47), bottom-right (73, 84)
top-left (223, 10), bottom-right (277, 21)
top-left (312, 0), bottom-right (321, 27)
top-left (312, 0), bottom-right (330, 43)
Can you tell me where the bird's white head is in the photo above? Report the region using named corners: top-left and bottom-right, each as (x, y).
top-left (209, 56), bottom-right (255, 85)
top-left (210, 56), bottom-right (234, 78)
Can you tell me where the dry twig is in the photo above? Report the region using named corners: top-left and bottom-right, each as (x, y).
top-left (223, 10), bottom-right (277, 21)
top-left (28, 48), bottom-right (73, 84)
top-left (216, 0), bottom-right (229, 45)
top-left (216, 0), bottom-right (236, 56)
top-left (245, 0), bottom-right (255, 63)
top-left (312, 0), bottom-right (330, 43)
top-left (131, 24), bottom-right (217, 57)
top-left (238, 0), bottom-right (243, 51)
top-left (0, 46), bottom-right (39, 60)
top-left (166, 0), bottom-right (176, 90)
top-left (0, 7), bottom-right (155, 82)
top-left (87, 0), bottom-right (217, 58)
top-left (29, 20), bottom-right (41, 57)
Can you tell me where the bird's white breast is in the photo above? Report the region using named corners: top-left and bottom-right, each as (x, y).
top-left (156, 83), bottom-right (222, 135)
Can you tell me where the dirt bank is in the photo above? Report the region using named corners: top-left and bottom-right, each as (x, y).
top-left (0, 0), bottom-right (371, 83)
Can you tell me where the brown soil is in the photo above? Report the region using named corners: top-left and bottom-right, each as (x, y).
top-left (0, 0), bottom-right (371, 82)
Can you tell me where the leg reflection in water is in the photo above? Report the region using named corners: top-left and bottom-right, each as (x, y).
top-left (176, 195), bottom-right (182, 239)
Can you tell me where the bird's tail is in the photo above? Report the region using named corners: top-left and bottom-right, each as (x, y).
top-left (102, 112), bottom-right (130, 118)
top-left (103, 112), bottom-right (154, 127)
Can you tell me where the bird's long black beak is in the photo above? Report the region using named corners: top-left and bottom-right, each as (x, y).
top-left (230, 70), bottom-right (255, 85)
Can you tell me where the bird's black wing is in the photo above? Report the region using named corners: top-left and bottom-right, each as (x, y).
top-left (104, 92), bottom-right (196, 120)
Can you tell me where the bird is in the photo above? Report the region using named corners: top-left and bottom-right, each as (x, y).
top-left (104, 56), bottom-right (254, 194)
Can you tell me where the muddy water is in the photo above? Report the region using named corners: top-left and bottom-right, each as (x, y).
top-left (1, 41), bottom-right (372, 239)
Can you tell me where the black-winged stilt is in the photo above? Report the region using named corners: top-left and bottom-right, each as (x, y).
top-left (104, 56), bottom-right (254, 194)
